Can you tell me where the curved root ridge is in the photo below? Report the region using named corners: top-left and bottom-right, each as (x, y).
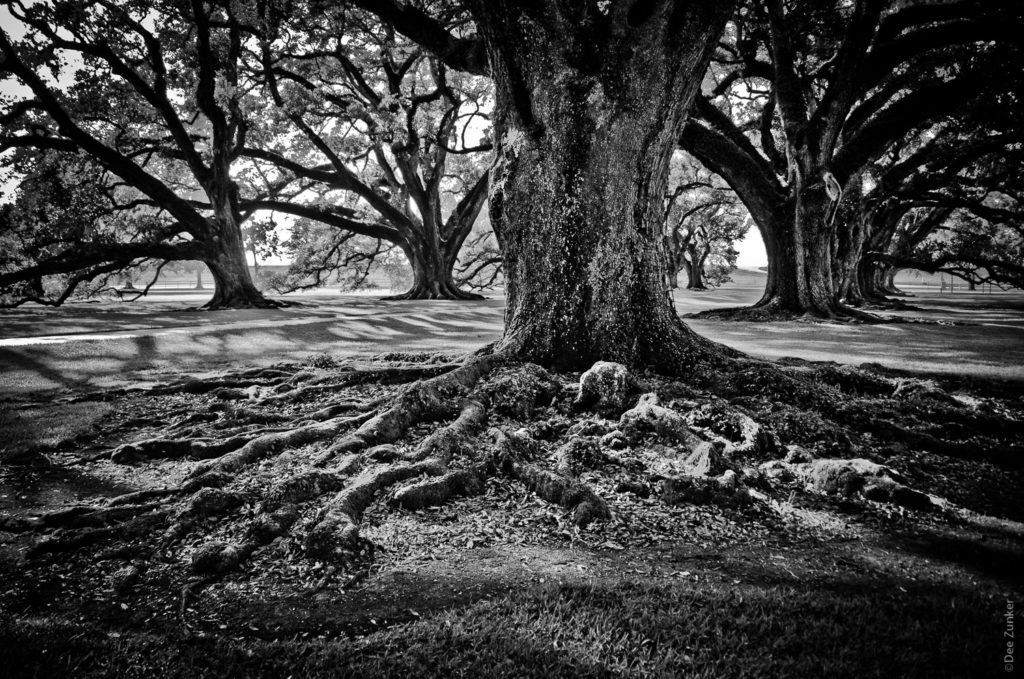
top-left (305, 460), bottom-right (446, 559)
top-left (110, 434), bottom-right (253, 464)
top-left (28, 512), bottom-right (166, 559)
top-left (493, 429), bottom-right (611, 527)
top-left (508, 461), bottom-right (611, 527)
top-left (412, 400), bottom-right (487, 462)
top-left (189, 470), bottom-right (348, 575)
top-left (190, 411), bottom-right (373, 480)
top-left (391, 465), bottom-right (490, 510)
top-left (315, 355), bottom-right (502, 465)
top-left (161, 488), bottom-right (246, 548)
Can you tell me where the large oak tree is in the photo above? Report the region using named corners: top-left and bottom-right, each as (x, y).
top-left (241, 2), bottom-right (493, 299)
top-left (680, 0), bottom-right (1023, 318)
top-left (0, 0), bottom-right (274, 308)
top-left (344, 0), bottom-right (735, 371)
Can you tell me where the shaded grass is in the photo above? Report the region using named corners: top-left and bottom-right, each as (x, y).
top-left (0, 577), bottom-right (1003, 678)
top-left (0, 402), bottom-right (110, 456)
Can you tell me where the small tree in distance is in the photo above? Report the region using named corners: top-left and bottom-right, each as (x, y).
top-left (665, 152), bottom-right (749, 291)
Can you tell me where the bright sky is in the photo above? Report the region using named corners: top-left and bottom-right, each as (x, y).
top-left (735, 229), bottom-right (768, 268)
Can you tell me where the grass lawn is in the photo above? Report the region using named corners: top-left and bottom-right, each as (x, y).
top-left (1, 576), bottom-right (1004, 678)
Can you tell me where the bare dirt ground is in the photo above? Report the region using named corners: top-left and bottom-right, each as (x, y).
top-left (1, 274), bottom-right (1022, 677)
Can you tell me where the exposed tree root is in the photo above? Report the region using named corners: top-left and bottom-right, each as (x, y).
top-left (847, 296), bottom-right (925, 312)
top-left (109, 434), bottom-right (254, 463)
top-left (63, 370), bottom-right (303, 404)
top-left (1, 503), bottom-right (161, 533)
top-left (305, 460), bottom-right (446, 559)
top-left (9, 349), bottom-right (1023, 595)
top-left (313, 354), bottom-right (503, 465)
top-left (307, 398), bottom-right (384, 422)
top-left (391, 465), bottom-right (489, 510)
top-left (28, 511), bottom-right (167, 559)
top-left (381, 281), bottom-right (485, 301)
top-left (160, 488), bottom-right (246, 549)
top-left (411, 400), bottom-right (488, 462)
top-left (492, 429), bottom-right (611, 527)
top-left (189, 470), bottom-right (347, 575)
top-left (230, 365), bottom-right (459, 406)
top-left (189, 411), bottom-right (375, 481)
top-left (507, 460), bottom-right (609, 526)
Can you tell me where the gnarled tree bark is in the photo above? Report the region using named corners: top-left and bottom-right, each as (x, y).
top-left (472, 1), bottom-right (733, 372)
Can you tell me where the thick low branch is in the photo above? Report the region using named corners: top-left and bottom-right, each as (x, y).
top-left (346, 0), bottom-right (488, 75)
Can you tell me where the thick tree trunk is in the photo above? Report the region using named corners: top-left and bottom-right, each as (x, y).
top-left (851, 257), bottom-right (899, 304)
top-left (195, 267), bottom-right (205, 290)
top-left (665, 235), bottom-right (684, 290)
top-left (879, 267), bottom-right (903, 295)
top-left (386, 238), bottom-right (483, 301)
top-left (474, 2), bottom-right (732, 373)
top-left (834, 210), bottom-right (866, 306)
top-left (202, 209), bottom-right (276, 309)
top-left (756, 190), bottom-right (846, 316)
top-left (685, 250), bottom-right (708, 290)
top-left (754, 166), bottom-right (879, 319)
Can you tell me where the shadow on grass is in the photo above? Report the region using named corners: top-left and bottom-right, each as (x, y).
top-left (0, 301), bottom-right (505, 397)
top-left (891, 528), bottom-right (1024, 587)
top-left (0, 559), bottom-right (1011, 678)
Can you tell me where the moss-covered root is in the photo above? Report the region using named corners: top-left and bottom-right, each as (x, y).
top-left (189, 470), bottom-right (347, 575)
top-left (304, 460), bottom-right (446, 561)
top-left (187, 411), bottom-right (374, 483)
top-left (494, 430), bottom-right (611, 527)
top-left (313, 354), bottom-right (503, 466)
top-left (391, 465), bottom-right (491, 511)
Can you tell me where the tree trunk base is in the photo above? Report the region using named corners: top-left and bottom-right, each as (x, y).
top-left (686, 297), bottom-right (886, 324)
top-left (382, 280), bottom-right (485, 301)
top-left (200, 291), bottom-right (285, 310)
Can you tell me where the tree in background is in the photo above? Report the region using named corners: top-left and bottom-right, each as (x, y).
top-left (0, 0), bottom-right (274, 308)
top-left (239, 2), bottom-right (492, 299)
top-left (664, 152), bottom-right (749, 290)
top-left (849, 111), bottom-right (1024, 302)
top-left (267, 214), bottom-right (396, 294)
top-left (453, 208), bottom-right (504, 293)
top-left (879, 159), bottom-right (1024, 291)
top-left (680, 0), bottom-right (1024, 319)
top-left (0, 150), bottom-right (207, 305)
